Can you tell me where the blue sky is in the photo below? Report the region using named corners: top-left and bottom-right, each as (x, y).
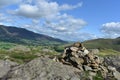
top-left (0, 0), bottom-right (120, 41)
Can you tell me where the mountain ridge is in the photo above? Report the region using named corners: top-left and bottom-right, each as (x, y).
top-left (0, 25), bottom-right (67, 45)
top-left (83, 37), bottom-right (120, 51)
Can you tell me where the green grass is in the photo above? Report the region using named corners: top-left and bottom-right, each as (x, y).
top-left (99, 49), bottom-right (120, 57)
top-left (83, 38), bottom-right (120, 52)
top-left (10, 53), bottom-right (38, 62)
top-left (0, 40), bottom-right (119, 64)
top-left (0, 43), bottom-right (59, 63)
top-left (0, 49), bottom-right (38, 63)
top-left (93, 71), bottom-right (104, 80)
top-left (0, 42), bottom-right (17, 50)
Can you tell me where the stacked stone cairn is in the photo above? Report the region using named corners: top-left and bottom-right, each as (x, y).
top-left (60, 42), bottom-right (103, 71)
top-left (53, 42), bottom-right (120, 80)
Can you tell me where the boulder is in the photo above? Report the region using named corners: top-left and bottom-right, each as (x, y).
top-left (83, 65), bottom-right (92, 71)
top-left (104, 56), bottom-right (120, 72)
top-left (89, 49), bottom-right (99, 54)
top-left (113, 70), bottom-right (120, 80)
top-left (108, 66), bottom-right (116, 72)
top-left (70, 57), bottom-right (84, 65)
top-left (0, 60), bottom-right (18, 79)
top-left (70, 47), bottom-right (79, 52)
top-left (4, 57), bottom-right (83, 80)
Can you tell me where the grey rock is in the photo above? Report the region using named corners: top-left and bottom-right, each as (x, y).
top-left (99, 65), bottom-right (108, 73)
top-left (113, 70), bottom-right (120, 80)
top-left (89, 49), bottom-right (99, 54)
top-left (70, 77), bottom-right (80, 80)
top-left (0, 60), bottom-right (18, 78)
top-left (89, 72), bottom-right (96, 76)
top-left (99, 57), bottom-right (104, 64)
top-left (5, 57), bottom-right (82, 80)
top-left (83, 65), bottom-right (92, 71)
top-left (88, 76), bottom-right (93, 80)
top-left (70, 47), bottom-right (79, 52)
top-left (104, 56), bottom-right (120, 72)
top-left (108, 66), bottom-right (116, 72)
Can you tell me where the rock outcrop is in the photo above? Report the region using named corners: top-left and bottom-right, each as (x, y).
top-left (0, 60), bottom-right (18, 79)
top-left (0, 56), bottom-right (120, 80)
top-left (1, 57), bottom-right (84, 80)
top-left (0, 42), bottom-right (120, 80)
top-left (89, 49), bottom-right (99, 55)
top-left (104, 56), bottom-right (120, 72)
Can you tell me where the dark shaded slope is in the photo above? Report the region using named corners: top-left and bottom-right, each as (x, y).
top-left (0, 25), bottom-right (66, 45)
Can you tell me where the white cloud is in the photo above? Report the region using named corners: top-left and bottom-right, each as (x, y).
top-left (11, 1), bottom-right (58, 18)
top-left (59, 2), bottom-right (83, 10)
top-left (59, 3), bottom-right (83, 10)
top-left (21, 24), bottom-right (96, 41)
top-left (51, 31), bottom-right (97, 41)
top-left (19, 13), bottom-right (96, 41)
top-left (14, 4), bottom-right (40, 18)
top-left (101, 22), bottom-right (120, 38)
top-left (68, 32), bottom-right (97, 41)
top-left (32, 19), bottom-right (40, 24)
top-left (10, 0), bottom-right (82, 19)
top-left (0, 0), bottom-right (21, 8)
top-left (45, 14), bottom-right (86, 32)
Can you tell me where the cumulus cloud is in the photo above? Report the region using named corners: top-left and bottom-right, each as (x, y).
top-left (19, 13), bottom-right (96, 41)
top-left (10, 0), bottom-right (82, 19)
top-left (50, 31), bottom-right (97, 41)
top-left (68, 32), bottom-right (97, 41)
top-left (45, 14), bottom-right (86, 32)
top-left (101, 22), bottom-right (120, 38)
top-left (0, 0), bottom-right (21, 8)
top-left (32, 19), bottom-right (40, 24)
top-left (59, 2), bottom-right (83, 10)
top-left (14, 4), bottom-right (40, 18)
top-left (21, 23), bottom-right (96, 41)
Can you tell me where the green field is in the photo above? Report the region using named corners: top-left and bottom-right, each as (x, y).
top-left (0, 42), bottom-right (58, 63)
top-left (0, 38), bottom-right (120, 64)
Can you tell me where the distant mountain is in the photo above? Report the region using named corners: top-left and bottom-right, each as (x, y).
top-left (83, 37), bottom-right (120, 51)
top-left (0, 25), bottom-right (67, 45)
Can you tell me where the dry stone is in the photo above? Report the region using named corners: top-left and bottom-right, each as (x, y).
top-left (0, 60), bottom-right (18, 79)
top-left (4, 57), bottom-right (82, 80)
top-left (57, 42), bottom-right (120, 80)
top-left (89, 49), bottom-right (99, 54)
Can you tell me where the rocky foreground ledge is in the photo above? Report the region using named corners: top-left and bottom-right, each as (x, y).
top-left (0, 55), bottom-right (120, 80)
top-left (0, 57), bottom-right (81, 80)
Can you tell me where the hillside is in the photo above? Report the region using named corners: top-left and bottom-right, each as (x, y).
top-left (83, 38), bottom-right (120, 52)
top-left (0, 25), bottom-right (66, 46)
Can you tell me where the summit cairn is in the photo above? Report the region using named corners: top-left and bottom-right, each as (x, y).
top-left (60, 42), bottom-right (100, 71)
top-left (53, 42), bottom-right (120, 80)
